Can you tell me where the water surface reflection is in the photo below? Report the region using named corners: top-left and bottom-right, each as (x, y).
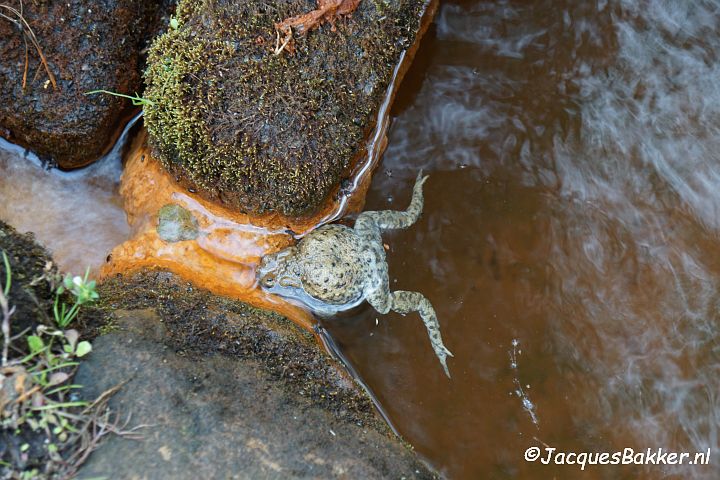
top-left (323, 1), bottom-right (720, 478)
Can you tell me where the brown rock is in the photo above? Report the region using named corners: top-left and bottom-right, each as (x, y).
top-left (0, 0), bottom-right (173, 168)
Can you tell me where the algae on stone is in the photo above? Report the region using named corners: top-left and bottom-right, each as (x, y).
top-left (157, 204), bottom-right (200, 242)
top-left (143, 0), bottom-right (425, 216)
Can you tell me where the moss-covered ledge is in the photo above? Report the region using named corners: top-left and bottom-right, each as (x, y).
top-left (93, 269), bottom-right (382, 428)
top-left (143, 0), bottom-right (429, 216)
top-left (77, 271), bottom-right (437, 478)
top-left (1, 220), bottom-right (436, 477)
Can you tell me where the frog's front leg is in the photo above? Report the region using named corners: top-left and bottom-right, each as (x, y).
top-left (368, 287), bottom-right (453, 377)
top-left (357, 171), bottom-right (428, 231)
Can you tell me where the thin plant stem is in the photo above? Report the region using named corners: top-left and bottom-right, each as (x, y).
top-left (85, 89), bottom-right (154, 106)
top-left (1, 251), bottom-right (13, 366)
top-left (0, 4), bottom-right (57, 89)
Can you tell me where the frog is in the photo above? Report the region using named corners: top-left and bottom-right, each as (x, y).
top-left (257, 172), bottom-right (453, 377)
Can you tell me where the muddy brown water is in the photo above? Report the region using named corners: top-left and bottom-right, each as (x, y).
top-left (2, 0), bottom-right (720, 478)
top-left (321, 0), bottom-right (720, 478)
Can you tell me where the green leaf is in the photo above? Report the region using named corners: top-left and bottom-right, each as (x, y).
top-left (2, 251), bottom-right (11, 296)
top-left (27, 335), bottom-right (44, 353)
top-left (75, 341), bottom-right (92, 357)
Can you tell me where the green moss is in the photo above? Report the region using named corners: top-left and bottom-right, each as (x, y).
top-left (96, 318), bottom-right (119, 336)
top-left (143, 0), bottom-right (425, 216)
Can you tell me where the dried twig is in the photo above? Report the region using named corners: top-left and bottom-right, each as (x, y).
top-left (21, 33), bottom-right (29, 90)
top-left (61, 382), bottom-right (149, 476)
top-left (1, 253), bottom-right (14, 367)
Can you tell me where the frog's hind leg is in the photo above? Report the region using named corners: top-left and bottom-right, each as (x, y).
top-left (389, 290), bottom-right (453, 378)
top-left (357, 172), bottom-right (428, 231)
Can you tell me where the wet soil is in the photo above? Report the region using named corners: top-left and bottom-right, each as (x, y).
top-left (0, 220), bottom-right (56, 336)
top-left (0, 0), bottom-right (173, 168)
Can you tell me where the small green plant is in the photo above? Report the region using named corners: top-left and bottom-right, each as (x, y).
top-left (53, 269), bottom-right (99, 329)
top-left (169, 16), bottom-right (179, 30)
top-left (85, 89), bottom-right (155, 107)
top-left (2, 250), bottom-right (10, 296)
top-left (1, 255), bottom-right (110, 477)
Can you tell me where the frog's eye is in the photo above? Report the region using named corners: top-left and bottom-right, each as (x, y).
top-left (261, 273), bottom-right (276, 287)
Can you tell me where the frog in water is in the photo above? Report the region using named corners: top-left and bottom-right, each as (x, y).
top-left (257, 172), bottom-right (453, 377)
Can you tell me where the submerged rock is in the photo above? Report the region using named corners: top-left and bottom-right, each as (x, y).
top-left (0, 0), bottom-right (173, 168)
top-left (76, 271), bottom-right (437, 479)
top-left (143, 0), bottom-right (433, 216)
top-left (157, 203), bottom-right (200, 242)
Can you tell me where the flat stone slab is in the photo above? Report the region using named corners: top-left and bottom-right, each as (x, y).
top-left (75, 301), bottom-right (435, 478)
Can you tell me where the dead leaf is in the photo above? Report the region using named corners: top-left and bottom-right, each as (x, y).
top-left (47, 372), bottom-right (70, 387)
top-left (274, 0), bottom-right (361, 54)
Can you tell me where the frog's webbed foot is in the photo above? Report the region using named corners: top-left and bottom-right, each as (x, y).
top-left (357, 171), bottom-right (428, 231)
top-left (390, 290), bottom-right (453, 378)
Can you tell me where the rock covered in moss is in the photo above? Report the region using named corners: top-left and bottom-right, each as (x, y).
top-left (0, 0), bottom-right (173, 168)
top-left (143, 0), bottom-right (427, 216)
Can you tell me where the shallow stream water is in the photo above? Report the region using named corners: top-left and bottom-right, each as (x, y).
top-left (2, 0), bottom-right (720, 478)
top-left (322, 0), bottom-right (720, 478)
top-left (0, 136), bottom-right (129, 276)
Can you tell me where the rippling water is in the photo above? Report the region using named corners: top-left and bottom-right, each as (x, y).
top-left (323, 0), bottom-right (720, 478)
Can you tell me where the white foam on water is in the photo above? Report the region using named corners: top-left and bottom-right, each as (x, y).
top-left (0, 135), bottom-right (130, 276)
top-left (509, 339), bottom-right (540, 428)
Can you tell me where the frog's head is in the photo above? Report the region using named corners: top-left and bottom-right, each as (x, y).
top-left (257, 246), bottom-right (302, 292)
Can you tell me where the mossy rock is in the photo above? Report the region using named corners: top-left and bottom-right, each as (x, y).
top-left (0, 0), bottom-right (173, 168)
top-left (144, 0), bottom-right (427, 216)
